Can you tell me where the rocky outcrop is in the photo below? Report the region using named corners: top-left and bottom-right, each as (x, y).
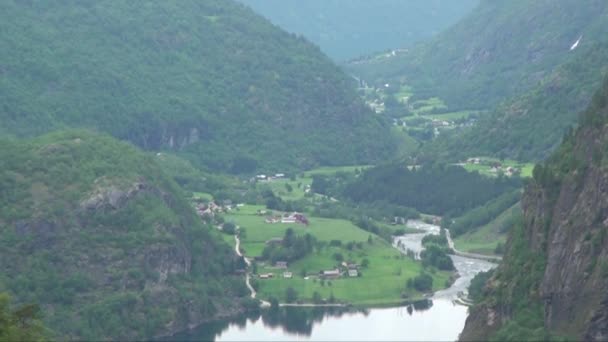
top-left (0, 131), bottom-right (245, 340)
top-left (461, 77), bottom-right (608, 340)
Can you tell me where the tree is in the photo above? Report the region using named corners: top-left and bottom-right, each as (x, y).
top-left (411, 273), bottom-right (433, 292)
top-left (285, 183), bottom-right (293, 193)
top-left (361, 258), bottom-right (370, 268)
top-left (312, 292), bottom-right (322, 304)
top-left (333, 253), bottom-right (344, 262)
top-left (285, 287), bottom-right (298, 303)
top-left (0, 293), bottom-right (46, 341)
top-left (222, 222), bottom-right (236, 235)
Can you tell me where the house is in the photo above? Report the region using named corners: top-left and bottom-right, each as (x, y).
top-left (257, 209), bottom-right (268, 216)
top-left (281, 215), bottom-right (297, 224)
top-left (348, 269), bottom-right (358, 277)
top-left (281, 212), bottom-right (309, 225)
top-left (283, 271), bottom-right (293, 279)
top-left (275, 173), bottom-right (285, 178)
top-left (259, 273), bottom-right (274, 279)
top-left (265, 216), bottom-right (280, 224)
top-left (341, 262), bottom-right (359, 270)
top-left (321, 269), bottom-right (341, 279)
top-left (275, 261), bottom-right (288, 269)
top-left (256, 174), bottom-right (267, 180)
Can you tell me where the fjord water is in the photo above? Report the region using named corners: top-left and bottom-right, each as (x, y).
top-left (176, 222), bottom-right (495, 341)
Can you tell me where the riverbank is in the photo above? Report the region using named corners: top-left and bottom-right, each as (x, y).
top-left (171, 220), bottom-right (497, 341)
top-left (230, 212), bottom-right (464, 308)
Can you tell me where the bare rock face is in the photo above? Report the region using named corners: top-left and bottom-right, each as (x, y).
top-left (80, 181), bottom-right (149, 211)
top-left (461, 81), bottom-right (608, 341)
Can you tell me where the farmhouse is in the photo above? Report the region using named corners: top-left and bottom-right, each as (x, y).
top-left (283, 271), bottom-right (293, 279)
top-left (259, 273), bottom-right (274, 279)
top-left (321, 269), bottom-right (341, 279)
top-left (280, 212), bottom-right (309, 225)
top-left (348, 269), bottom-right (359, 277)
top-left (275, 261), bottom-right (288, 269)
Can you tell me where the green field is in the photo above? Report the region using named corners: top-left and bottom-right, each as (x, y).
top-left (192, 191), bottom-right (213, 201)
top-left (411, 97), bottom-right (448, 115)
top-left (226, 210), bottom-right (371, 258)
top-left (395, 85), bottom-right (414, 103)
top-left (453, 204), bottom-right (520, 255)
top-left (255, 241), bottom-right (451, 306)
top-left (424, 110), bottom-right (477, 121)
top-left (303, 165), bottom-right (371, 177)
top-left (461, 158), bottom-right (535, 178)
top-left (227, 205), bottom-right (451, 306)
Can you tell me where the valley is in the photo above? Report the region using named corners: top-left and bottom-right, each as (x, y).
top-left (1, 0), bottom-right (607, 341)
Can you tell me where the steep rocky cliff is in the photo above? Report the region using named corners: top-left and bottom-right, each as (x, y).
top-left (0, 131), bottom-right (248, 340)
top-left (461, 77), bottom-right (608, 340)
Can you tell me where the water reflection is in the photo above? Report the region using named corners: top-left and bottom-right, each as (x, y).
top-left (171, 299), bottom-right (449, 342)
top-left (169, 220), bottom-right (496, 341)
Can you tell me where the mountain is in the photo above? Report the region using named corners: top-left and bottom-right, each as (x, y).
top-left (0, 131), bottom-right (248, 340)
top-left (347, 0), bottom-right (608, 162)
top-left (461, 77), bottom-right (608, 341)
top-left (0, 0), bottom-right (395, 173)
top-left (237, 0), bottom-right (478, 61)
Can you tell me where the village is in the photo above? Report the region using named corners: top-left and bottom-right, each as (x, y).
top-left (460, 157), bottom-right (526, 177)
top-left (256, 260), bottom-right (360, 281)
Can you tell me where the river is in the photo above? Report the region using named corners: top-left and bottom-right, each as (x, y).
top-left (171, 221), bottom-right (495, 341)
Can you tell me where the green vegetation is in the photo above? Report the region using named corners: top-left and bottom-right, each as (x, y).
top-left (0, 0), bottom-right (396, 173)
top-left (349, 1), bottom-right (608, 164)
top-left (261, 228), bottom-right (316, 263)
top-left (255, 241), bottom-right (451, 306)
top-left (453, 204), bottom-right (521, 255)
top-left (444, 190), bottom-right (521, 237)
top-left (0, 293), bottom-right (47, 341)
top-left (487, 220), bottom-right (549, 341)
top-left (468, 270), bottom-right (494, 303)
top-left (226, 208), bottom-right (371, 258)
top-left (0, 131), bottom-right (247, 340)
top-left (238, 0), bottom-right (477, 61)
top-left (349, 1), bottom-right (608, 112)
top-left (465, 75), bottom-right (608, 342)
top-left (227, 205), bottom-right (451, 306)
top-left (343, 163), bottom-right (521, 217)
top-left (460, 159), bottom-right (535, 178)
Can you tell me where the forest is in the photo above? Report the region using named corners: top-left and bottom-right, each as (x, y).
top-left (342, 163), bottom-right (521, 217)
top-left (0, 0), bottom-right (395, 173)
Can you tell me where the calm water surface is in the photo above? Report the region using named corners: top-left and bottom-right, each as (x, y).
top-left (173, 221), bottom-right (495, 341)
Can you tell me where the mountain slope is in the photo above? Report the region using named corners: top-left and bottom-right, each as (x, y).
top-left (0, 131), bottom-right (247, 340)
top-left (348, 0), bottom-right (608, 110)
top-left (0, 0), bottom-right (395, 173)
top-left (461, 77), bottom-right (608, 341)
top-left (237, 0), bottom-right (478, 61)
top-left (348, 0), bottom-right (608, 162)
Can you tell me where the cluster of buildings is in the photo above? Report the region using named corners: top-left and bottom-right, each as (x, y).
top-left (256, 261), bottom-right (360, 281)
top-left (465, 158), bottom-right (521, 177)
top-left (193, 201), bottom-right (243, 218)
top-left (320, 262), bottom-right (360, 279)
top-left (264, 212), bottom-right (309, 225)
top-left (254, 173), bottom-right (286, 182)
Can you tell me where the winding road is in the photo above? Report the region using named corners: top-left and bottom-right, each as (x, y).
top-left (234, 233), bottom-right (271, 307)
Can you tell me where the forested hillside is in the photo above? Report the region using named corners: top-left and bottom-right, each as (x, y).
top-left (341, 164), bottom-right (521, 217)
top-left (0, 0), bottom-right (395, 173)
top-left (237, 0), bottom-right (477, 61)
top-left (347, 0), bottom-right (608, 162)
top-left (0, 131), bottom-right (248, 340)
top-left (461, 76), bottom-right (608, 341)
